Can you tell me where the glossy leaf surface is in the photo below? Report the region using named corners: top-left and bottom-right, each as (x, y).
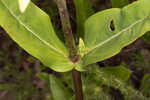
top-left (0, 0), bottom-right (74, 72)
top-left (83, 0), bottom-right (150, 66)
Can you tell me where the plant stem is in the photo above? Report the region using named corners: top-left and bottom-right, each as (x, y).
top-left (72, 69), bottom-right (83, 100)
top-left (56, 0), bottom-right (76, 59)
top-left (56, 0), bottom-right (83, 100)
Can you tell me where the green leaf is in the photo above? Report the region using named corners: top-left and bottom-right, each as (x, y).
top-left (100, 65), bottom-right (131, 81)
top-left (78, 38), bottom-right (86, 57)
top-left (111, 0), bottom-right (129, 8)
top-left (83, 0), bottom-right (150, 66)
top-left (38, 72), bottom-right (49, 82)
top-left (140, 74), bottom-right (150, 96)
top-left (74, 59), bottom-right (85, 71)
top-left (73, 0), bottom-right (94, 39)
top-left (142, 31), bottom-right (150, 43)
top-left (49, 75), bottom-right (73, 100)
top-left (0, 0), bottom-right (74, 72)
top-left (19, 0), bottom-right (31, 13)
top-left (38, 74), bottom-right (74, 100)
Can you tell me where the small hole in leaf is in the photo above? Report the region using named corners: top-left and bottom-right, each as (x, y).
top-left (109, 20), bottom-right (115, 32)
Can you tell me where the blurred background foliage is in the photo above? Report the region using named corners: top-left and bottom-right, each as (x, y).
top-left (1, 0), bottom-right (150, 100)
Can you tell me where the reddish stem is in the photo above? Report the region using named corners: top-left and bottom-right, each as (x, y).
top-left (72, 69), bottom-right (83, 100)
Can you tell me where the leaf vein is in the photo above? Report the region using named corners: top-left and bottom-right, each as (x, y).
top-left (84, 16), bottom-right (147, 55)
top-left (1, 0), bottom-right (67, 57)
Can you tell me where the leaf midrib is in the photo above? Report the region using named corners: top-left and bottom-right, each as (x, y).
top-left (84, 16), bottom-right (148, 55)
top-left (1, 0), bottom-right (67, 57)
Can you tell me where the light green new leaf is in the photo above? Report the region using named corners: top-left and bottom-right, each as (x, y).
top-left (73, 0), bottom-right (94, 39)
top-left (111, 0), bottom-right (129, 8)
top-left (0, 0), bottom-right (74, 72)
top-left (49, 75), bottom-right (73, 100)
top-left (83, 0), bottom-right (150, 66)
top-left (19, 0), bottom-right (31, 13)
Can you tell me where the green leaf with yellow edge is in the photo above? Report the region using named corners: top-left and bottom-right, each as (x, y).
top-left (83, 0), bottom-right (150, 66)
top-left (0, 0), bottom-right (74, 72)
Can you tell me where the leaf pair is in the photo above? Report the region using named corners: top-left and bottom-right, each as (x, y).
top-left (1, 0), bottom-right (150, 72)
